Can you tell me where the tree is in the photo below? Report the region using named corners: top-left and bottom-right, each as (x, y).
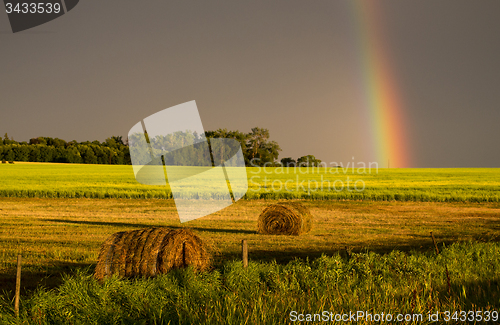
top-left (14, 145), bottom-right (30, 161)
top-left (30, 137), bottom-right (47, 146)
top-left (111, 136), bottom-right (124, 146)
top-left (205, 127), bottom-right (281, 166)
top-left (247, 127), bottom-right (268, 161)
top-left (91, 145), bottom-right (106, 164)
top-left (39, 145), bottom-right (55, 162)
top-left (110, 148), bottom-right (125, 165)
top-left (281, 157), bottom-right (296, 167)
top-left (29, 145), bottom-right (42, 162)
top-left (54, 147), bottom-right (70, 163)
top-left (297, 155), bottom-right (322, 167)
top-left (4, 146), bottom-right (14, 161)
top-left (205, 128), bottom-right (248, 161)
top-left (104, 137), bottom-right (117, 149)
top-left (122, 146), bottom-right (131, 165)
top-left (3, 133), bottom-right (10, 145)
top-left (245, 128), bottom-right (281, 166)
top-left (257, 140), bottom-right (281, 166)
top-left (44, 137), bottom-right (66, 148)
top-left (80, 145), bottom-right (97, 164)
top-left (69, 147), bottom-right (82, 163)
top-left (66, 140), bottom-right (78, 148)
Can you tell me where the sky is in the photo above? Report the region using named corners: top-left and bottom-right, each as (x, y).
top-left (1, 0), bottom-right (499, 168)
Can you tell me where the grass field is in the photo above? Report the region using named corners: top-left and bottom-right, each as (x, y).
top-left (1, 242), bottom-right (499, 324)
top-left (0, 164), bottom-right (499, 323)
top-left (0, 163), bottom-right (499, 202)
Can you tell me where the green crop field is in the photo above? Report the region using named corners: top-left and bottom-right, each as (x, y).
top-left (0, 163), bottom-right (499, 323)
top-left (1, 163), bottom-right (499, 202)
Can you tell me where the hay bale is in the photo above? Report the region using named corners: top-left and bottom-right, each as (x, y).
top-left (95, 227), bottom-right (210, 281)
top-left (257, 202), bottom-right (312, 235)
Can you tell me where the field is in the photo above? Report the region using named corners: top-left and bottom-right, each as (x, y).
top-left (0, 163), bottom-right (499, 202)
top-left (0, 164), bottom-right (499, 323)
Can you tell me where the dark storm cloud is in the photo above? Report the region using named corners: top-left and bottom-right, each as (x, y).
top-left (0, 0), bottom-right (498, 167)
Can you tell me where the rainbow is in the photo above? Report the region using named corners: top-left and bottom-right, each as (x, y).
top-left (350, 0), bottom-right (411, 168)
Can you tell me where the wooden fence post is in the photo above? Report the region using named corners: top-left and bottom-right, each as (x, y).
top-left (182, 242), bottom-right (186, 267)
top-left (430, 232), bottom-right (440, 255)
top-left (344, 246), bottom-right (351, 261)
top-left (242, 239), bottom-right (248, 268)
top-left (15, 255), bottom-right (21, 317)
top-left (430, 232), bottom-right (451, 294)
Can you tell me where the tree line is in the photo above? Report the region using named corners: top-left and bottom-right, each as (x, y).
top-left (0, 128), bottom-right (321, 167)
top-left (0, 134), bottom-right (129, 165)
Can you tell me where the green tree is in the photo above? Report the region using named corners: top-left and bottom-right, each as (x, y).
top-left (67, 147), bottom-right (82, 163)
top-left (104, 137), bottom-right (118, 149)
top-left (246, 128), bottom-right (281, 166)
top-left (205, 127), bottom-right (280, 166)
top-left (4, 146), bottom-right (14, 161)
top-left (66, 140), bottom-right (78, 148)
top-left (297, 155), bottom-right (322, 167)
top-left (29, 145), bottom-right (42, 162)
top-left (39, 145), bottom-right (55, 162)
top-left (122, 146), bottom-right (131, 165)
top-left (281, 157), bottom-right (296, 167)
top-left (14, 144), bottom-right (30, 161)
top-left (106, 136), bottom-right (124, 147)
top-left (91, 145), bottom-right (106, 164)
top-left (205, 128), bottom-right (248, 164)
top-left (44, 137), bottom-right (66, 148)
top-left (3, 133), bottom-right (10, 145)
top-left (29, 137), bottom-right (47, 145)
top-left (54, 147), bottom-right (70, 163)
top-left (110, 147), bottom-right (124, 165)
top-left (80, 145), bottom-right (97, 164)
top-left (247, 127), bottom-right (268, 162)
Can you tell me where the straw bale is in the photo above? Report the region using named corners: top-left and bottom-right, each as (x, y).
top-left (257, 202), bottom-right (312, 235)
top-left (95, 227), bottom-right (210, 280)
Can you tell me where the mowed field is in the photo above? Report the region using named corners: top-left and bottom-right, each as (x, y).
top-left (0, 164), bottom-right (500, 323)
top-left (0, 199), bottom-right (499, 294)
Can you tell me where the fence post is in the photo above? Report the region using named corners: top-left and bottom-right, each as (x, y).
top-left (242, 239), bottom-right (248, 268)
top-left (430, 232), bottom-right (451, 294)
top-left (344, 246), bottom-right (351, 261)
top-left (430, 232), bottom-right (440, 255)
top-left (182, 242), bottom-right (186, 267)
top-left (15, 255), bottom-right (21, 317)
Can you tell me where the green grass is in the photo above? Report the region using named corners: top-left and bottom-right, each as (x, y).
top-left (1, 241), bottom-right (499, 324)
top-left (0, 163), bottom-right (499, 202)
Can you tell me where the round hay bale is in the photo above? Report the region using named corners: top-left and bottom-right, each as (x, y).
top-left (257, 202), bottom-right (312, 235)
top-left (94, 227), bottom-right (210, 281)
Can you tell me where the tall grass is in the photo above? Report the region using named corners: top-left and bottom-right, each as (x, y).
top-left (0, 241), bottom-right (499, 324)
